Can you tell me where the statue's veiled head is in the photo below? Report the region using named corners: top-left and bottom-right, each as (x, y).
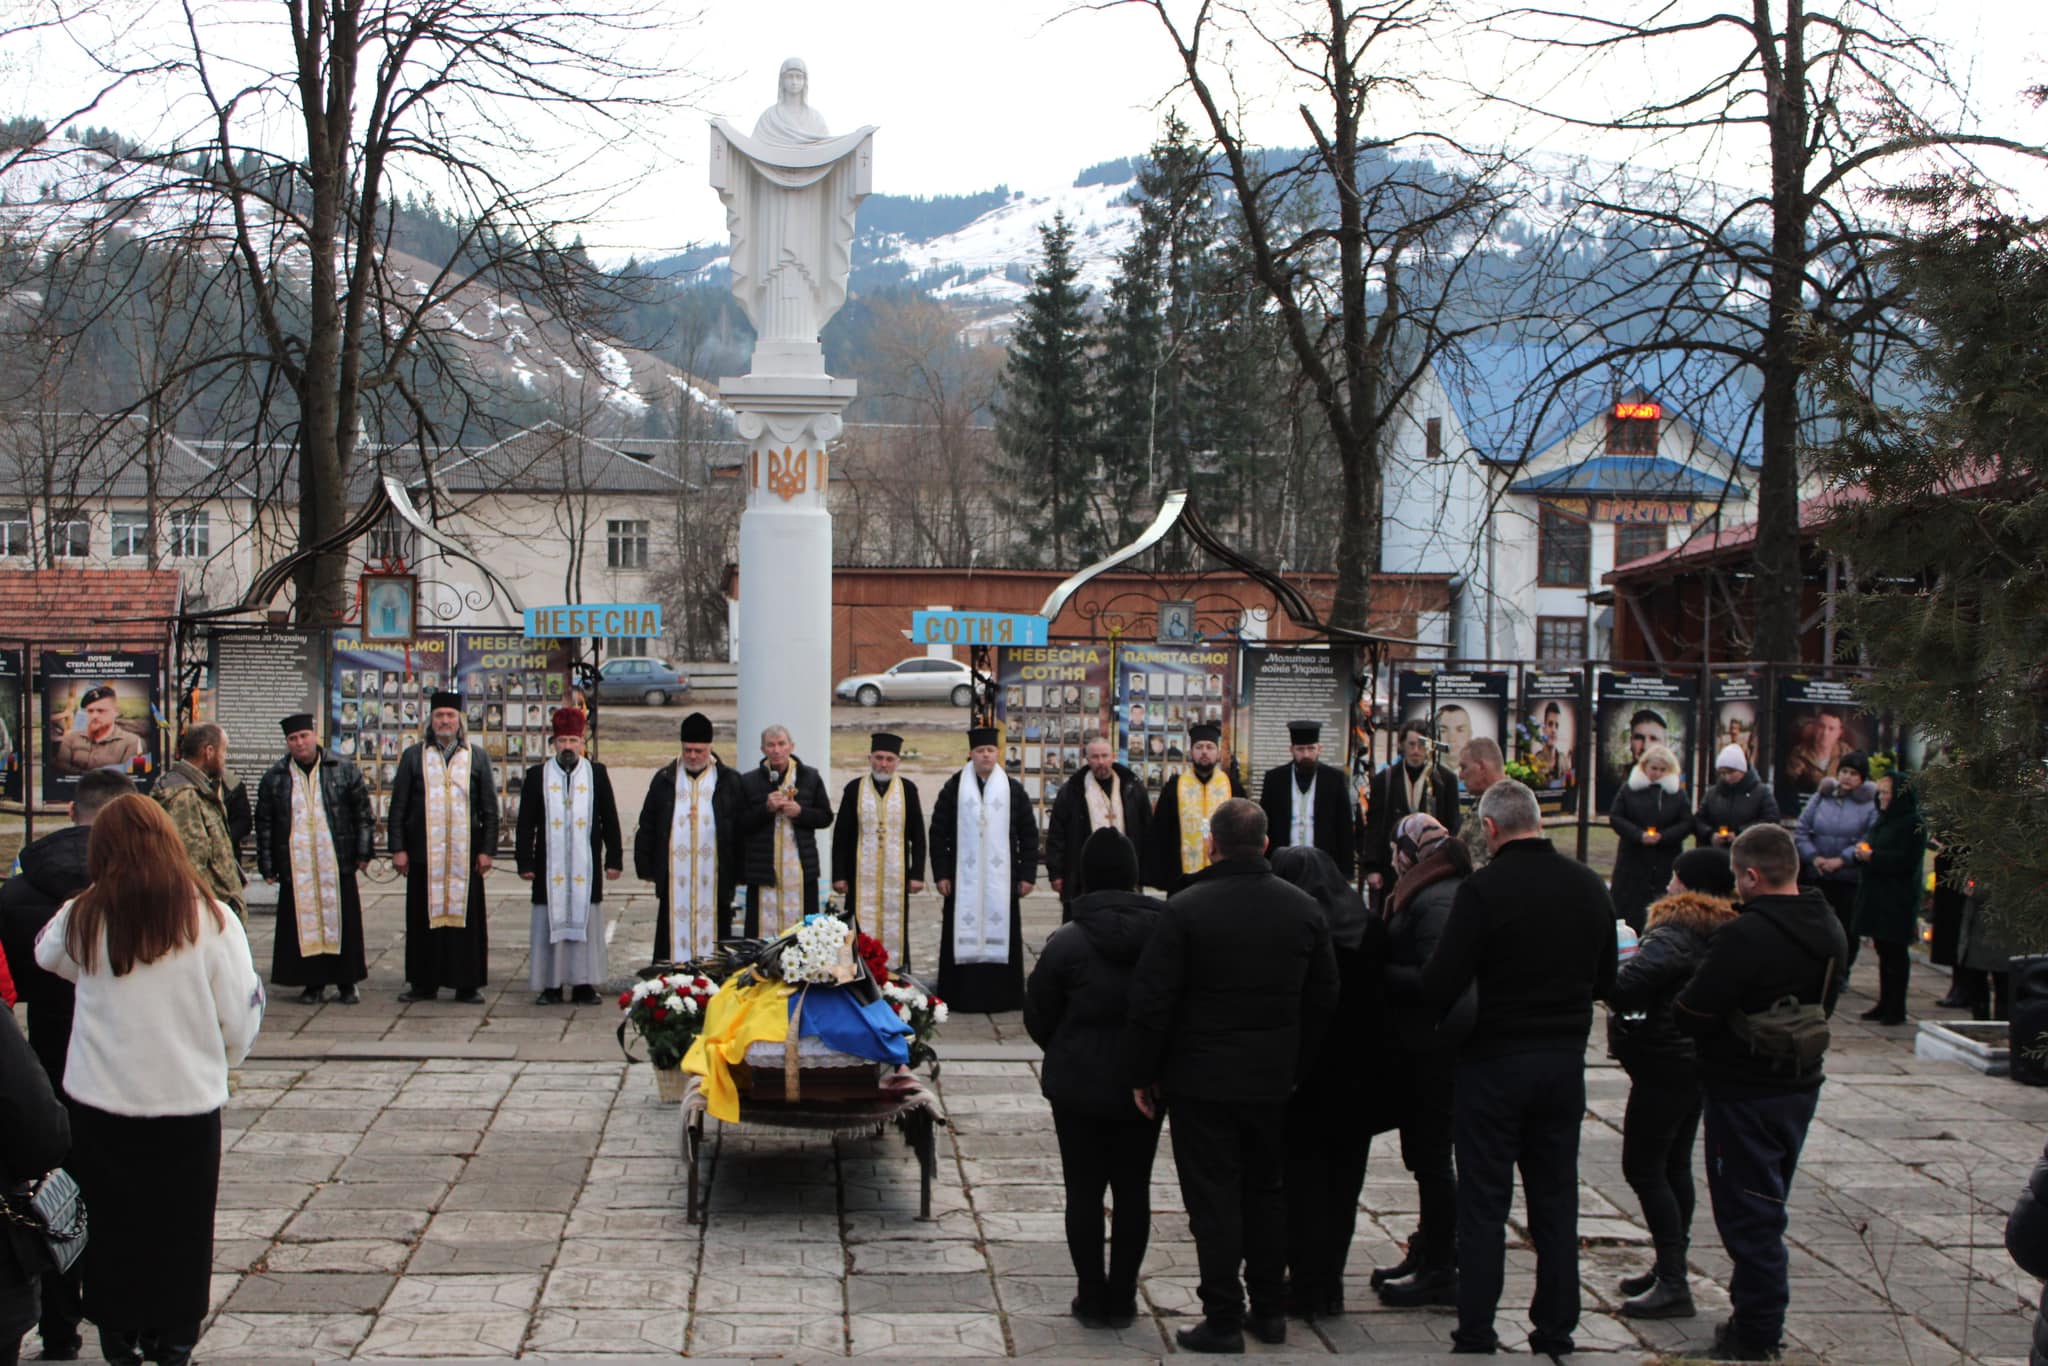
top-left (779, 58), bottom-right (808, 101)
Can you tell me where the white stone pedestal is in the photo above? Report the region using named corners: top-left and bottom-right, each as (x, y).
top-left (722, 373), bottom-right (855, 790)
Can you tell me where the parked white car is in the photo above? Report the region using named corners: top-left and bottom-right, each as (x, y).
top-left (834, 657), bottom-right (986, 707)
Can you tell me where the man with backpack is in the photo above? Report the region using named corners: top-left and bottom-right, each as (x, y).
top-left (1674, 823), bottom-right (1847, 1362)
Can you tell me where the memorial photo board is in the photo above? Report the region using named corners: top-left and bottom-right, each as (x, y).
top-left (453, 630), bottom-right (572, 812)
top-left (0, 648), bottom-right (22, 804)
top-left (1114, 643), bottom-right (1236, 799)
top-left (1593, 671), bottom-right (1697, 814)
top-left (329, 630), bottom-right (452, 845)
top-left (1775, 674), bottom-right (1874, 814)
top-left (1517, 670), bottom-right (1584, 817)
top-left (1240, 647), bottom-right (1351, 781)
top-left (1708, 672), bottom-right (1765, 778)
top-left (41, 649), bottom-right (160, 801)
top-left (995, 643), bottom-right (1113, 832)
top-left (211, 631), bottom-right (327, 761)
top-left (1394, 668), bottom-right (1510, 800)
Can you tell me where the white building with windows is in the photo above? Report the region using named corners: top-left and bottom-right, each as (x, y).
top-left (1379, 345), bottom-right (1766, 663)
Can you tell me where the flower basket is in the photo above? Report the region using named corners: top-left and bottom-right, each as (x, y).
top-left (653, 1064), bottom-right (690, 1103)
top-left (617, 966), bottom-right (722, 1089)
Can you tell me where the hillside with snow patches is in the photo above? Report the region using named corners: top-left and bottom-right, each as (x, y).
top-left (0, 140), bottom-right (712, 426)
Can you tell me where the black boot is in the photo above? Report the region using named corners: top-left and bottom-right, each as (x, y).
top-left (1377, 1266), bottom-right (1458, 1307)
top-left (1371, 1230), bottom-right (1423, 1287)
top-left (1174, 1319), bottom-right (1245, 1354)
top-left (1617, 1269), bottom-right (1657, 1297)
top-left (1621, 1276), bottom-right (1696, 1319)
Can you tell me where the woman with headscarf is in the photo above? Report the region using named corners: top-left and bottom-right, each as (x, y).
top-left (1605, 847), bottom-right (1739, 1320)
top-left (1608, 742), bottom-right (1693, 931)
top-left (1272, 844), bottom-right (1385, 1319)
top-left (1852, 771), bottom-right (1927, 1026)
top-left (1371, 813), bottom-right (1474, 1308)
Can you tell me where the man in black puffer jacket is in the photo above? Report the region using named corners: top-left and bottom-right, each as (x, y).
top-left (1122, 799), bottom-right (1338, 1354)
top-left (1024, 828), bottom-right (1165, 1331)
top-left (0, 768), bottom-right (130, 1361)
top-left (1420, 779), bottom-right (1617, 1358)
top-left (1675, 824), bottom-right (1846, 1363)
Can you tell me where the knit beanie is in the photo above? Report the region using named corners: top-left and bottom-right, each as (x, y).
top-left (1672, 847), bottom-right (1737, 897)
top-left (1839, 750), bottom-right (1871, 779)
top-left (1080, 827), bottom-right (1140, 894)
top-left (1715, 744), bottom-right (1749, 773)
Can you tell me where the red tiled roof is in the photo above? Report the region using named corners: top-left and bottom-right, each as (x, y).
top-left (0, 569), bottom-right (182, 647)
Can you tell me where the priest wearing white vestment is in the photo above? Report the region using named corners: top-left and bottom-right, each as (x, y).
top-left (515, 708), bottom-right (622, 1005)
top-left (930, 726), bottom-right (1038, 1014)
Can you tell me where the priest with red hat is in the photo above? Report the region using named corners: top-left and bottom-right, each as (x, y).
top-left (515, 707), bottom-right (623, 1005)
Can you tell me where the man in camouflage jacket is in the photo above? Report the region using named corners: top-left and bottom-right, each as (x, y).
top-left (156, 722), bottom-right (247, 919)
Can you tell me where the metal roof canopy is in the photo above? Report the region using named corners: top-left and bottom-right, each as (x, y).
top-left (1035, 490), bottom-right (1427, 648)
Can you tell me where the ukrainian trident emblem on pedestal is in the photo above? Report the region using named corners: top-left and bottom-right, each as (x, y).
top-left (766, 446), bottom-right (808, 500)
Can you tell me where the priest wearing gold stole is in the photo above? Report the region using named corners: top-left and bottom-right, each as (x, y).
top-left (831, 732), bottom-right (927, 968)
top-left (736, 724), bottom-right (833, 936)
top-left (256, 713), bottom-right (373, 1005)
top-left (931, 725), bottom-right (1039, 1014)
top-left (516, 708), bottom-right (623, 1005)
top-left (389, 691), bottom-right (499, 1003)
top-left (1145, 723), bottom-right (1244, 894)
top-left (634, 711), bottom-right (744, 963)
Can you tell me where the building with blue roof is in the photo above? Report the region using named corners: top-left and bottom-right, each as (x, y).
top-left (1379, 340), bottom-right (1786, 662)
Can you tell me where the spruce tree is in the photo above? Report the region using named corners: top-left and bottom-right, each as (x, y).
top-left (1818, 205), bottom-right (2048, 943)
top-left (994, 212), bottom-right (1094, 565)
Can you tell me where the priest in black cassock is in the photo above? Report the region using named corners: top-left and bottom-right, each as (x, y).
top-left (1359, 719), bottom-right (1462, 901)
top-left (736, 723), bottom-right (833, 937)
top-left (1258, 720), bottom-right (1357, 880)
top-left (515, 708), bottom-right (623, 1005)
top-left (256, 712), bottom-right (373, 1004)
top-left (930, 725), bottom-right (1038, 1014)
top-left (389, 691), bottom-right (499, 1003)
top-left (1145, 723), bottom-right (1244, 894)
top-left (634, 711), bottom-right (744, 963)
top-left (1043, 733), bottom-right (1151, 918)
top-left (831, 731), bottom-right (926, 971)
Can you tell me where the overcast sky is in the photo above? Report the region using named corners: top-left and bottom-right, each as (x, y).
top-left (8, 0), bottom-right (2045, 259)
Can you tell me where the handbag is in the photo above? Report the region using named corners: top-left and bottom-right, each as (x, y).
top-left (3, 1167), bottom-right (88, 1275)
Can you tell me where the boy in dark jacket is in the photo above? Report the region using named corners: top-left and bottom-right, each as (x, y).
top-left (1024, 829), bottom-right (1165, 1331)
top-left (1121, 799), bottom-right (1338, 1354)
top-left (1675, 824), bottom-right (1847, 1362)
top-left (1606, 847), bottom-right (1739, 1319)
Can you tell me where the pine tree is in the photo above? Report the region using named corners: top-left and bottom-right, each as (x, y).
top-left (1818, 204), bottom-right (2048, 944)
top-left (994, 212), bottom-right (1094, 565)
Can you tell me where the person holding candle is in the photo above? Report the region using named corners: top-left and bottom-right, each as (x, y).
top-left (1608, 744), bottom-right (1692, 931)
top-left (1794, 752), bottom-right (1878, 969)
top-left (1851, 771), bottom-right (1927, 1025)
top-left (1693, 745), bottom-right (1780, 851)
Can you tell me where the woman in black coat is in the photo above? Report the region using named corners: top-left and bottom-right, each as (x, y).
top-left (1022, 829), bottom-right (1165, 1330)
top-left (1605, 848), bottom-right (1738, 1320)
top-left (1273, 843), bottom-right (1385, 1319)
top-left (1, 1010), bottom-right (71, 1366)
top-left (1608, 744), bottom-right (1693, 930)
top-left (1373, 813), bottom-right (1475, 1308)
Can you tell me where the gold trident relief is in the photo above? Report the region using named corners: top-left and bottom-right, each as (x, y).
top-left (765, 447), bottom-right (808, 500)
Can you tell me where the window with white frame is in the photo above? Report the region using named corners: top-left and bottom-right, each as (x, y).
top-left (48, 512), bottom-right (89, 559)
top-left (110, 510), bottom-right (151, 558)
top-left (0, 509), bottom-right (31, 557)
top-left (606, 519), bottom-right (649, 570)
top-left (604, 636), bottom-right (650, 658)
top-left (167, 509), bottom-right (210, 558)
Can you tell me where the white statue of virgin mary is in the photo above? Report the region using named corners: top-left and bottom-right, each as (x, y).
top-left (710, 59), bottom-right (876, 373)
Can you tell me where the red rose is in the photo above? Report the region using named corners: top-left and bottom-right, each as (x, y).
top-left (651, 1005), bottom-right (667, 1022)
top-left (617, 991), bottom-right (632, 1008)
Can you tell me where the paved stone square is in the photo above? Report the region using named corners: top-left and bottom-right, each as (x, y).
top-left (19, 868), bottom-right (2047, 1362)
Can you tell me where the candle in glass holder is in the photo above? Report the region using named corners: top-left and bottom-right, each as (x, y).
top-left (1717, 826), bottom-right (1732, 839)
top-left (1645, 827), bottom-right (1659, 840)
